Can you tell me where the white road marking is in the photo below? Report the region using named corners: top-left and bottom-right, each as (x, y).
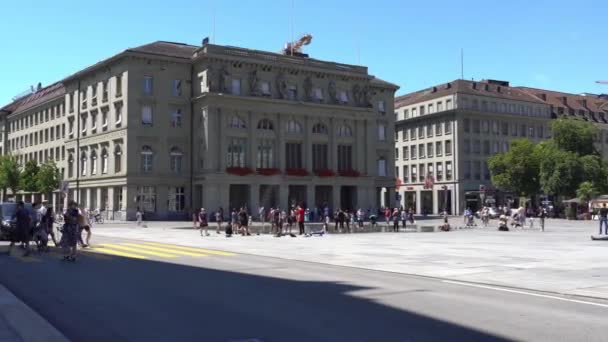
top-left (442, 280), bottom-right (608, 308)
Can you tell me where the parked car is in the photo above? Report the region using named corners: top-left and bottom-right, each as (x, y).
top-left (0, 202), bottom-right (35, 241)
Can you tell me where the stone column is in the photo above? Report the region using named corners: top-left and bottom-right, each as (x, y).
top-left (277, 114), bottom-right (285, 170)
top-left (306, 184), bottom-right (315, 209)
top-left (85, 188), bottom-right (92, 210)
top-left (415, 189), bottom-right (422, 214)
top-left (329, 118), bottom-right (337, 170)
top-left (332, 185), bottom-right (341, 212)
top-left (107, 187), bottom-right (115, 220)
top-left (96, 187), bottom-right (102, 211)
top-left (248, 111), bottom-right (257, 169)
top-left (279, 184), bottom-right (289, 209)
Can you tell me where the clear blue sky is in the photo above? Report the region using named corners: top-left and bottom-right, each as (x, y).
top-left (1, 0), bottom-right (607, 105)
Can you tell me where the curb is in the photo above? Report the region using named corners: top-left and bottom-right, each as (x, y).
top-left (0, 284), bottom-right (69, 342)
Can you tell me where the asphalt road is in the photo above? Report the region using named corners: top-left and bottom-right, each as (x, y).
top-left (1, 236), bottom-right (607, 342)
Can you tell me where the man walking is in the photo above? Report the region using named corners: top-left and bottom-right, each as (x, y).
top-left (7, 201), bottom-right (31, 257)
top-left (297, 204), bottom-right (305, 235)
top-left (599, 204), bottom-right (608, 234)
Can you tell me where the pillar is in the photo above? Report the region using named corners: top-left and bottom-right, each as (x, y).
top-left (329, 118), bottom-right (337, 170)
top-left (250, 183), bottom-right (260, 218)
top-left (306, 184), bottom-right (314, 209)
top-left (304, 116), bottom-right (312, 172)
top-left (96, 187), bottom-right (102, 211)
top-left (279, 184), bottom-right (288, 210)
top-left (157, 185), bottom-right (169, 219)
top-left (332, 185), bottom-right (341, 211)
top-left (107, 187), bottom-right (115, 219)
top-left (85, 188), bottom-right (92, 210)
top-left (415, 189), bottom-right (422, 214)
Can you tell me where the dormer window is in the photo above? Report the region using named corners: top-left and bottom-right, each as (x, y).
top-left (261, 81), bottom-right (271, 96)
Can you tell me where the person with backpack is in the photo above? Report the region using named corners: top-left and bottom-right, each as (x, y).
top-left (199, 208), bottom-right (209, 236)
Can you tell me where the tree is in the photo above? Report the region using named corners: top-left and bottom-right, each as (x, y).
top-left (0, 156), bottom-right (20, 201)
top-left (20, 160), bottom-right (39, 193)
top-left (488, 139), bottom-right (540, 197)
top-left (36, 161), bottom-right (60, 199)
top-left (538, 144), bottom-right (582, 198)
top-left (551, 118), bottom-right (598, 156)
top-left (577, 181), bottom-right (599, 205)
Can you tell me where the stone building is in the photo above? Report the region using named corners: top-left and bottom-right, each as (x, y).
top-left (394, 79), bottom-right (608, 215)
top-left (0, 41), bottom-right (398, 220)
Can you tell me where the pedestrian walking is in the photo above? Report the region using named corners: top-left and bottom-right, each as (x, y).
top-left (400, 209), bottom-right (407, 229)
top-left (61, 201), bottom-right (80, 261)
top-left (356, 208), bottom-right (364, 229)
top-left (538, 207), bottom-right (547, 232)
top-left (599, 204), bottom-right (608, 234)
top-left (199, 208), bottom-right (209, 236)
top-left (6, 201), bottom-right (32, 257)
top-left (78, 207), bottom-right (92, 247)
top-left (392, 208), bottom-right (400, 232)
top-left (136, 207), bottom-right (143, 227)
top-left (384, 207), bottom-right (391, 227)
top-left (338, 209), bottom-right (345, 232)
top-left (215, 209), bottom-right (223, 234)
top-left (526, 206), bottom-right (535, 229)
top-left (239, 207), bottom-right (250, 236)
top-left (44, 207), bottom-right (57, 246)
top-left (297, 205), bottom-right (305, 235)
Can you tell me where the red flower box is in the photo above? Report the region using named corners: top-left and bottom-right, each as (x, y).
top-left (339, 169), bottom-right (361, 177)
top-left (285, 168), bottom-right (309, 176)
top-left (226, 167), bottom-right (253, 176)
top-left (257, 168), bottom-right (281, 176)
top-left (314, 169), bottom-right (336, 177)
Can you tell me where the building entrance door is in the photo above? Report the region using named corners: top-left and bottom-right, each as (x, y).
top-left (340, 186), bottom-right (357, 211)
top-left (403, 191), bottom-right (416, 211)
top-left (288, 185), bottom-right (307, 209)
top-left (421, 190), bottom-right (433, 215)
top-left (259, 185), bottom-right (279, 209)
top-left (229, 185), bottom-right (250, 211)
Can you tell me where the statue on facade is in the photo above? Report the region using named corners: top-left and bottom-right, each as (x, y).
top-left (361, 85), bottom-right (372, 107)
top-left (249, 69), bottom-right (259, 96)
top-left (276, 72), bottom-right (288, 99)
top-left (206, 66), bottom-right (216, 92)
top-left (352, 84), bottom-right (362, 106)
top-left (218, 66), bottom-right (230, 93)
top-left (303, 76), bottom-right (313, 101)
top-left (328, 80), bottom-right (338, 104)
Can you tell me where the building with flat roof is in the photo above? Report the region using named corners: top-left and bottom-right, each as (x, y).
top-left (0, 40), bottom-right (398, 219)
top-left (394, 79), bottom-right (608, 215)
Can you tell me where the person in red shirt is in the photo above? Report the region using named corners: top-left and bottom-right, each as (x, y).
top-left (297, 205), bottom-right (305, 235)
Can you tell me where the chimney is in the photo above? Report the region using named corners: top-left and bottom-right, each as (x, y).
top-left (497, 86), bottom-right (501, 93)
top-left (202, 37), bottom-right (209, 46)
top-left (471, 82), bottom-right (477, 90)
top-left (36, 82), bottom-right (42, 91)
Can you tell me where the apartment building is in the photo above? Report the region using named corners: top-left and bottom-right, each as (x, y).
top-left (394, 79), bottom-right (608, 215)
top-left (0, 40), bottom-right (398, 220)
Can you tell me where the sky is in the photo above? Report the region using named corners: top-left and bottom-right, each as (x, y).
top-left (1, 0), bottom-right (607, 105)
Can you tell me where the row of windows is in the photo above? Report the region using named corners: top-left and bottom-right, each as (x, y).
top-left (396, 120), bottom-right (452, 142)
top-left (139, 104), bottom-right (184, 128)
top-left (136, 186), bottom-right (185, 212)
top-left (68, 144), bottom-right (123, 178)
top-left (463, 160), bottom-right (491, 181)
top-left (460, 98), bottom-right (548, 117)
top-left (463, 139), bottom-right (511, 155)
top-left (71, 102), bottom-right (124, 137)
top-left (396, 161), bottom-right (453, 183)
top-left (395, 140), bottom-right (452, 160)
top-left (400, 99), bottom-right (453, 119)
top-left (226, 138), bottom-right (388, 176)
top-left (10, 103), bottom-right (65, 132)
top-left (463, 118), bottom-right (547, 138)
top-left (15, 146), bottom-right (66, 166)
top-left (73, 74), bottom-right (124, 111)
top-left (9, 124), bottom-right (66, 151)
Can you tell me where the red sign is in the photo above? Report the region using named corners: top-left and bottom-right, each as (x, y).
top-left (406, 186), bottom-right (414, 190)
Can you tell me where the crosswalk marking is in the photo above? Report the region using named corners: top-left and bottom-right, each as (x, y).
top-left (120, 243), bottom-right (209, 257)
top-left (97, 244), bottom-right (180, 258)
top-left (91, 247), bottom-right (149, 259)
top-left (140, 242), bottom-right (237, 256)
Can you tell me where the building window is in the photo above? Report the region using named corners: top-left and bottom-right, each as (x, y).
top-left (464, 139), bottom-right (471, 154)
top-left (418, 144), bottom-right (425, 158)
top-left (510, 123), bottom-right (517, 136)
top-left (472, 99), bottom-right (479, 110)
top-left (436, 162), bottom-right (443, 181)
top-left (170, 147), bottom-right (183, 173)
top-left (227, 138), bottom-right (247, 167)
top-left (102, 81), bottom-right (108, 102)
top-left (114, 144), bottom-right (122, 173)
top-left (137, 186), bottom-right (156, 212)
top-left (412, 107), bottom-right (417, 117)
top-left (168, 187), bottom-right (185, 212)
top-left (261, 81), bottom-right (271, 96)
top-left (403, 129), bottom-right (408, 141)
top-left (395, 148), bottom-right (399, 160)
top-left (310, 143), bottom-right (328, 171)
top-left (418, 126), bottom-right (424, 139)
top-left (229, 116), bottom-right (246, 129)
top-left (102, 109), bottom-right (108, 130)
top-left (80, 114), bottom-right (87, 135)
top-left (285, 142), bottom-right (303, 169)
top-left (313, 87), bottom-right (324, 101)
top-left (286, 120), bottom-right (303, 134)
top-left (173, 79), bottom-right (182, 97)
top-left (428, 163), bottom-right (434, 179)
top-left (403, 146), bottom-right (409, 160)
top-left (435, 122), bottom-right (442, 135)
top-left (492, 141), bottom-right (499, 154)
top-left (312, 122), bottom-right (328, 134)
top-left (338, 145), bottom-right (353, 171)
top-left (483, 140), bottom-right (490, 155)
top-left (519, 124), bottom-right (526, 137)
top-left (473, 140), bottom-right (481, 154)
top-left (231, 79), bottom-right (241, 95)
top-left (257, 119), bottom-right (274, 130)
top-left (463, 118), bottom-right (470, 133)
top-left (437, 101), bottom-right (443, 112)
top-left (378, 123), bottom-right (386, 141)
top-left (418, 164), bottom-right (425, 182)
top-left (404, 109), bottom-right (409, 119)
top-left (141, 146), bottom-right (154, 173)
top-left (142, 105), bottom-right (153, 126)
top-left (483, 162), bottom-right (491, 180)
top-left (91, 150), bottom-right (97, 175)
top-left (91, 112), bottom-right (97, 133)
top-left (257, 139), bottom-right (276, 168)
top-left (428, 104), bottom-right (433, 114)
top-left (445, 120), bottom-right (451, 134)
top-left (492, 121), bottom-right (498, 134)
top-left (339, 90), bottom-right (349, 104)
top-left (502, 141), bottom-right (509, 153)
top-left (427, 142), bottom-right (433, 158)
top-left (445, 161), bottom-right (452, 180)
top-left (377, 157), bottom-right (387, 177)
top-left (446, 99), bottom-right (453, 110)
top-left (116, 74), bottom-right (123, 96)
top-left (482, 120), bottom-right (489, 133)
top-left (529, 126), bottom-right (535, 138)
top-left (144, 76), bottom-right (153, 95)
top-left (171, 109), bottom-right (182, 128)
top-left (436, 141), bottom-right (442, 156)
top-left (337, 124), bottom-right (353, 137)
top-left (473, 120), bottom-right (480, 133)
top-left (101, 148), bottom-right (108, 174)
top-left (80, 152), bottom-right (87, 176)
top-left (444, 140), bottom-right (452, 156)
top-left (464, 160), bottom-right (471, 180)
top-left (411, 145), bottom-right (417, 159)
top-left (473, 161), bottom-right (481, 180)
top-left (538, 126), bottom-right (544, 138)
top-left (411, 165), bottom-right (417, 183)
top-left (378, 100), bottom-right (386, 114)
top-left (115, 103), bottom-right (123, 127)
top-left (403, 166), bottom-right (409, 183)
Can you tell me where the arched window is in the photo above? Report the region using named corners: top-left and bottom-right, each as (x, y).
top-left (257, 118), bottom-right (274, 130)
top-left (114, 144), bottom-right (122, 173)
top-left (80, 151), bottom-right (87, 176)
top-left (228, 116), bottom-right (246, 129)
top-left (101, 148), bottom-right (108, 174)
top-left (312, 123), bottom-right (328, 134)
top-left (68, 154), bottom-right (74, 178)
top-left (90, 150), bottom-right (98, 175)
top-left (170, 147), bottom-right (183, 174)
top-left (286, 120), bottom-right (303, 133)
top-left (141, 145), bottom-right (153, 173)
top-left (337, 124), bottom-right (353, 137)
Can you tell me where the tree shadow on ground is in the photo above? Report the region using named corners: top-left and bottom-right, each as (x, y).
top-left (0, 248), bottom-right (510, 342)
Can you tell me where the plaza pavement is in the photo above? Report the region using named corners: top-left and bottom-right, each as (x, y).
top-left (93, 218), bottom-right (608, 300)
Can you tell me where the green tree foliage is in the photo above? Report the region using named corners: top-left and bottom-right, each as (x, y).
top-left (576, 181), bottom-right (599, 204)
top-left (551, 118), bottom-right (598, 156)
top-left (20, 160), bottom-right (39, 192)
top-left (0, 156), bottom-right (20, 199)
top-left (539, 145), bottom-right (583, 197)
top-left (36, 161), bottom-right (60, 197)
top-left (487, 139), bottom-right (540, 197)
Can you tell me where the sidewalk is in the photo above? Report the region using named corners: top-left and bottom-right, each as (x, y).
top-left (0, 284), bottom-right (68, 342)
top-left (94, 218), bottom-right (608, 300)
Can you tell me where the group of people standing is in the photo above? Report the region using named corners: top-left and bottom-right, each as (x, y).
top-left (386, 207), bottom-right (415, 232)
top-left (263, 205), bottom-right (305, 237)
top-left (193, 206), bottom-right (252, 237)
